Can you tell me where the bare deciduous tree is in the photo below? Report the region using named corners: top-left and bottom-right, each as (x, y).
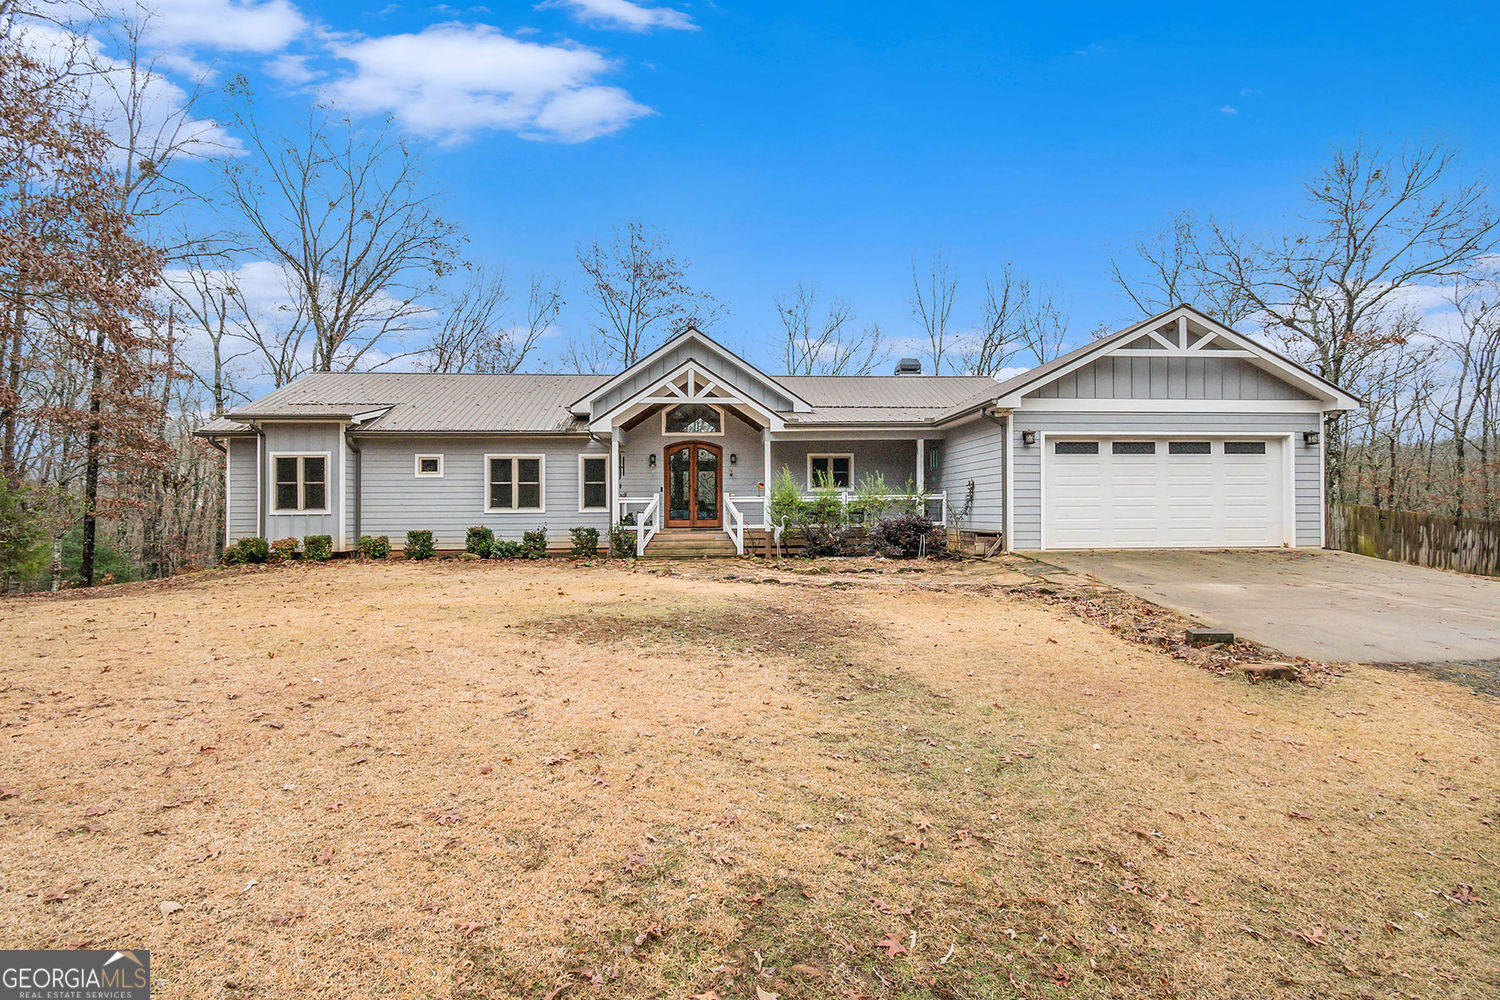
top-left (910, 249), bottom-right (956, 374)
top-left (1113, 141), bottom-right (1500, 501)
top-left (224, 101), bottom-right (464, 375)
top-left (775, 282), bottom-right (885, 375)
top-left (419, 268), bottom-right (558, 374)
top-left (962, 265), bottom-right (1070, 374)
top-left (567, 221), bottom-right (719, 371)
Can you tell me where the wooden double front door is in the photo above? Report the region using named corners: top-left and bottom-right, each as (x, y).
top-left (664, 441), bottom-right (722, 527)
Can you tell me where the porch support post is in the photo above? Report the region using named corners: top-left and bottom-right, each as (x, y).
top-left (609, 430), bottom-right (620, 525)
top-left (916, 438), bottom-right (925, 492)
top-left (762, 428), bottom-right (772, 523)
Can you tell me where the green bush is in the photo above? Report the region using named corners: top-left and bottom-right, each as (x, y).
top-left (768, 467), bottom-right (806, 527)
top-left (303, 534), bottom-right (333, 561)
top-left (569, 526), bottom-right (600, 558)
top-left (357, 534), bottom-right (390, 559)
top-left (609, 518), bottom-right (636, 558)
top-left (269, 537), bottom-right (299, 563)
top-left (520, 526), bottom-right (548, 560)
top-left (465, 526), bottom-right (494, 556)
top-left (405, 530), bottom-right (435, 560)
top-left (488, 539), bottom-right (522, 559)
top-left (226, 536), bottom-right (270, 564)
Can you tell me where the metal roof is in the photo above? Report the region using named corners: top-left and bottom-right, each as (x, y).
top-left (207, 371), bottom-right (1004, 434)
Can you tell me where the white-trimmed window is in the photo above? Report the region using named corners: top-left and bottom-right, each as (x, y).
top-left (486, 455), bottom-right (544, 512)
top-left (662, 402), bottom-right (724, 436)
top-left (414, 454), bottom-right (444, 478)
top-left (579, 455), bottom-right (608, 512)
top-left (807, 453), bottom-right (853, 490)
top-left (272, 453), bottom-right (329, 513)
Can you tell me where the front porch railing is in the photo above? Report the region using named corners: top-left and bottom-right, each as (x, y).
top-left (723, 494), bottom-right (769, 555)
top-left (617, 494), bottom-right (661, 556)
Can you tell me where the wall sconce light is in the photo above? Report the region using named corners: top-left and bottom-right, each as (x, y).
top-left (729, 453), bottom-right (738, 465)
top-left (1021, 430), bottom-right (1037, 446)
top-left (648, 452), bottom-right (656, 468)
top-left (1303, 430), bottom-right (1320, 446)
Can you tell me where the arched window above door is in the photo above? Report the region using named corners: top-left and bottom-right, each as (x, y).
top-left (663, 402), bottom-right (723, 435)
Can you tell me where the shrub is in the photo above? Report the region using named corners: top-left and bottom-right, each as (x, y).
top-left (868, 513), bottom-right (947, 558)
top-left (609, 518), bottom-right (636, 558)
top-left (520, 526), bottom-right (548, 560)
top-left (405, 530), bottom-right (435, 560)
top-left (268, 537), bottom-right (300, 563)
top-left (768, 467), bottom-right (806, 527)
top-left (569, 526), bottom-right (600, 558)
top-left (357, 534), bottom-right (390, 559)
top-left (226, 536), bottom-right (270, 564)
top-left (488, 539), bottom-right (522, 559)
top-left (465, 526), bottom-right (494, 556)
top-left (303, 534), bottom-right (333, 561)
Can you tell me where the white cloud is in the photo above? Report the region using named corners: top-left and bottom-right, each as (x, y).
top-left (323, 23), bottom-right (652, 143)
top-left (1219, 104), bottom-right (1238, 115)
top-left (266, 52), bottom-right (319, 86)
top-left (540, 0), bottom-right (695, 32)
top-left (134, 0), bottom-right (307, 54)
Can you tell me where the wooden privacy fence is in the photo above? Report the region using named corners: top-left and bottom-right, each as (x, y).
top-left (1327, 504), bottom-right (1500, 577)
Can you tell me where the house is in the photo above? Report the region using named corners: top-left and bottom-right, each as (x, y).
top-left (196, 304), bottom-right (1361, 555)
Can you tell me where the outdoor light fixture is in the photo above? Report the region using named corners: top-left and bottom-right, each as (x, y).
top-left (1304, 430), bottom-right (1321, 446)
top-left (648, 453), bottom-right (656, 468)
top-left (729, 453), bottom-right (738, 465)
top-left (1021, 430), bottom-right (1037, 446)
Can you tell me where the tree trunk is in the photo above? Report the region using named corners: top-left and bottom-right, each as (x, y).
top-left (79, 325), bottom-right (106, 586)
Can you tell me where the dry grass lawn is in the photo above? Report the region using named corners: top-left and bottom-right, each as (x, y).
top-left (1, 558), bottom-right (1498, 999)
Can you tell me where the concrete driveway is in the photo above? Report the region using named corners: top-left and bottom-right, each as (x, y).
top-left (1032, 548), bottom-right (1500, 666)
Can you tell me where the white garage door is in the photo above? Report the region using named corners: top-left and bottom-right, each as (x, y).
top-left (1042, 437), bottom-right (1287, 549)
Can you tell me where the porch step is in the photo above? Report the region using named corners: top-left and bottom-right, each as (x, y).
top-left (644, 529), bottom-right (739, 558)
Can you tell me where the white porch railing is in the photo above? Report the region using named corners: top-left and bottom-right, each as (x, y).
top-left (800, 491), bottom-right (948, 527)
top-left (723, 494), bottom-right (768, 555)
top-left (617, 495), bottom-right (661, 556)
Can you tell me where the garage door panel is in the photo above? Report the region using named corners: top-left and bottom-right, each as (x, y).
top-left (1043, 437), bottom-right (1284, 549)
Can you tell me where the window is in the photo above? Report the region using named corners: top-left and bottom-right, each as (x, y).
top-left (579, 456), bottom-right (608, 511)
top-left (1224, 441), bottom-right (1267, 455)
top-left (807, 453), bottom-right (853, 489)
top-left (272, 454), bottom-right (327, 512)
top-left (663, 403), bottom-right (723, 435)
top-left (486, 455), bottom-right (544, 511)
top-left (1168, 441), bottom-right (1211, 455)
top-left (1054, 441), bottom-right (1098, 455)
top-left (414, 454), bottom-right (443, 477)
top-left (1112, 441), bottom-right (1156, 455)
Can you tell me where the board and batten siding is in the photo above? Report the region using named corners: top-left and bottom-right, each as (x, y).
top-left (590, 341), bottom-right (798, 419)
top-left (1007, 411), bottom-right (1323, 550)
top-left (357, 435), bottom-right (609, 550)
top-left (261, 421), bottom-right (344, 544)
top-left (617, 409), bottom-right (766, 500)
top-left (226, 436), bottom-right (259, 543)
top-left (1029, 355), bottom-right (1316, 401)
top-left (938, 416), bottom-right (1006, 532)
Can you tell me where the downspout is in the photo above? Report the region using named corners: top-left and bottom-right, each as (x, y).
top-left (347, 435), bottom-right (363, 547)
top-left (204, 438), bottom-right (227, 561)
top-left (979, 407), bottom-right (1011, 552)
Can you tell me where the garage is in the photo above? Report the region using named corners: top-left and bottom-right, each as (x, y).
top-left (1041, 436), bottom-right (1289, 549)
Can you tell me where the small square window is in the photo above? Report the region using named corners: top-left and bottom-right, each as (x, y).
top-left (415, 454), bottom-right (443, 477)
top-left (1112, 441), bottom-right (1156, 455)
top-left (808, 454), bottom-right (853, 489)
top-left (1224, 441), bottom-right (1267, 455)
top-left (1168, 441), bottom-right (1211, 455)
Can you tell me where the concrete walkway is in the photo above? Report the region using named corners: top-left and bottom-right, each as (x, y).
top-left (1031, 548), bottom-right (1500, 666)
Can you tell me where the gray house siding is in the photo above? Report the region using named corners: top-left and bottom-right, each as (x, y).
top-left (1030, 355), bottom-right (1316, 401)
top-left (226, 436), bottom-right (259, 543)
top-left (770, 439), bottom-right (920, 493)
top-left (357, 434), bottom-right (609, 550)
top-left (261, 421), bottom-right (344, 544)
top-left (1007, 411), bottom-right (1323, 550)
top-left (938, 417), bottom-right (1006, 532)
top-left (590, 341), bottom-right (797, 419)
top-left (618, 409), bottom-right (766, 501)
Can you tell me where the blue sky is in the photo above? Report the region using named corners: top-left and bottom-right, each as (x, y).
top-left (98, 0), bottom-right (1500, 372)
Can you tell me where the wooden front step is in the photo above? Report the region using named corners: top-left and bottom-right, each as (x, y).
top-left (644, 529), bottom-right (739, 558)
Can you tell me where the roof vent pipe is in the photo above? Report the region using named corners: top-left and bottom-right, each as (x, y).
top-left (894, 358), bottom-right (922, 375)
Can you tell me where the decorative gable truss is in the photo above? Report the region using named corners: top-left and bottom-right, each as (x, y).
top-left (586, 358), bottom-right (787, 432)
top-left (1115, 312), bottom-right (1255, 356)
